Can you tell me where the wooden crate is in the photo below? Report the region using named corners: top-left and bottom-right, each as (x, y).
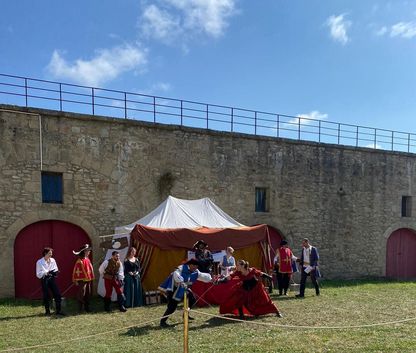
top-left (144, 291), bottom-right (161, 305)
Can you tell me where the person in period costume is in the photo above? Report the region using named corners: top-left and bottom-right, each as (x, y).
top-left (35, 247), bottom-right (65, 316)
top-left (296, 238), bottom-right (321, 298)
top-left (158, 258), bottom-right (212, 327)
top-left (123, 247), bottom-right (144, 308)
top-left (275, 240), bottom-right (297, 296)
top-left (220, 246), bottom-right (236, 277)
top-left (99, 250), bottom-right (127, 312)
top-left (72, 244), bottom-right (94, 313)
top-left (219, 259), bottom-right (282, 319)
top-left (193, 240), bottom-right (214, 274)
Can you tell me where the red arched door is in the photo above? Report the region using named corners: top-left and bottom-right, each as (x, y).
top-left (386, 228), bottom-right (416, 279)
top-left (14, 220), bottom-right (91, 299)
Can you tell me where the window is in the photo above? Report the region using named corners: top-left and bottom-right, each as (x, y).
top-left (41, 172), bottom-right (63, 203)
top-left (401, 196), bottom-right (412, 217)
top-left (255, 187), bottom-right (268, 212)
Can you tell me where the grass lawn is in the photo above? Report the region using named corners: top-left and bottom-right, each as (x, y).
top-left (1, 280), bottom-right (415, 353)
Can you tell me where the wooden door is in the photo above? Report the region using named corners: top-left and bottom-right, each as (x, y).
top-left (14, 220), bottom-right (91, 299)
top-left (386, 228), bottom-right (416, 279)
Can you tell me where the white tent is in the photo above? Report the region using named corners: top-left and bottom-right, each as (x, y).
top-left (98, 196), bottom-right (243, 299)
top-left (115, 195), bottom-right (244, 233)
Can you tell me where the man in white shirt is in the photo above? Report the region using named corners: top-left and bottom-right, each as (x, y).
top-left (35, 247), bottom-right (64, 316)
top-left (99, 251), bottom-right (126, 312)
top-left (296, 238), bottom-right (321, 298)
top-left (158, 258), bottom-right (212, 327)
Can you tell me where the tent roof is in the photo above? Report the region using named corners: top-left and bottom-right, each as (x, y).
top-left (115, 196), bottom-right (244, 233)
top-left (131, 224), bottom-right (269, 251)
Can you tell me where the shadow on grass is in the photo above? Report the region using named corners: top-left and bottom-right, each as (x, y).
top-left (0, 313), bottom-right (46, 321)
top-left (123, 322), bottom-right (180, 336)
top-left (318, 278), bottom-right (414, 288)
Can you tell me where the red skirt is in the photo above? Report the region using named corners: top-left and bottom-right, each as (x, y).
top-left (219, 279), bottom-right (279, 316)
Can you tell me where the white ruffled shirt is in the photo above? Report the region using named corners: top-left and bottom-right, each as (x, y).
top-left (36, 257), bottom-right (58, 279)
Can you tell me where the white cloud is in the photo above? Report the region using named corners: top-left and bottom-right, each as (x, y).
top-left (141, 4), bottom-right (183, 42)
top-left (326, 14), bottom-right (351, 45)
top-left (375, 26), bottom-right (388, 36)
top-left (374, 21), bottom-right (416, 39)
top-left (140, 0), bottom-right (237, 43)
top-left (390, 21), bottom-right (416, 38)
top-left (365, 143), bottom-right (382, 149)
top-left (291, 110), bottom-right (328, 125)
top-left (46, 44), bottom-right (148, 86)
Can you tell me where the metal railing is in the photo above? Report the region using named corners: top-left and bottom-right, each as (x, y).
top-left (1, 73), bottom-right (416, 153)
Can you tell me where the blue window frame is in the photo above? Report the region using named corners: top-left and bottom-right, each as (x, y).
top-left (255, 187), bottom-right (268, 212)
top-left (41, 172), bottom-right (63, 203)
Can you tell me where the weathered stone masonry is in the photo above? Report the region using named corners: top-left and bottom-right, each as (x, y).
top-left (1, 105), bottom-right (415, 297)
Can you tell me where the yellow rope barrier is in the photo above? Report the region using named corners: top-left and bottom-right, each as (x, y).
top-left (190, 309), bottom-right (416, 330)
top-left (0, 313), bottom-right (173, 353)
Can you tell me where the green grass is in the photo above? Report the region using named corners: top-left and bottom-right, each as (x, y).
top-left (1, 280), bottom-right (416, 353)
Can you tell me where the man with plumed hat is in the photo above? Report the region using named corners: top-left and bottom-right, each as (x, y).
top-left (158, 258), bottom-right (212, 327)
top-left (275, 240), bottom-right (297, 296)
top-left (72, 244), bottom-right (94, 313)
top-left (193, 239), bottom-right (214, 274)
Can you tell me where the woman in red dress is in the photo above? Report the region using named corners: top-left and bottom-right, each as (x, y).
top-left (219, 260), bottom-right (282, 319)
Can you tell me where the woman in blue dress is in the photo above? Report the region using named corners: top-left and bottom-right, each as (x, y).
top-left (123, 247), bottom-right (143, 307)
top-left (220, 246), bottom-right (236, 276)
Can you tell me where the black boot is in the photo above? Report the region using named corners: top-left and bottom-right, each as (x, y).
top-left (84, 300), bottom-right (91, 313)
top-left (44, 301), bottom-right (51, 316)
top-left (104, 298), bottom-right (111, 312)
top-left (55, 299), bottom-right (65, 316)
top-left (117, 294), bottom-right (127, 312)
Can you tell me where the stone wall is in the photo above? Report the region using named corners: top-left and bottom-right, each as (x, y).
top-left (1, 105), bottom-right (416, 297)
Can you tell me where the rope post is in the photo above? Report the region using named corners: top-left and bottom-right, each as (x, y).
top-left (183, 287), bottom-right (189, 353)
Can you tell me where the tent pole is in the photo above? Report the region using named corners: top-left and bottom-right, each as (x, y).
top-left (183, 286), bottom-right (189, 353)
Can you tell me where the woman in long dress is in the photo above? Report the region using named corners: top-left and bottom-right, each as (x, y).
top-left (219, 259), bottom-right (282, 318)
top-left (123, 247), bottom-right (143, 308)
top-left (219, 246), bottom-right (236, 277)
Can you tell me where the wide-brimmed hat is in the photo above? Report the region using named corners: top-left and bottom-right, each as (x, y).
top-left (185, 258), bottom-right (199, 266)
top-left (280, 240), bottom-right (288, 246)
top-left (193, 240), bottom-right (208, 249)
top-left (72, 244), bottom-right (92, 255)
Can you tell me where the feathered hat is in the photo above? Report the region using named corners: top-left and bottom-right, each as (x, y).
top-left (72, 244), bottom-right (92, 255)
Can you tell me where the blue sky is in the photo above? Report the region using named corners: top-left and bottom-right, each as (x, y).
top-left (1, 0), bottom-right (416, 139)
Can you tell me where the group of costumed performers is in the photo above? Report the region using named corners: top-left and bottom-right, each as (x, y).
top-left (98, 250), bottom-right (127, 312)
top-left (72, 244), bottom-right (95, 313)
top-left (219, 259), bottom-right (283, 319)
top-left (36, 247), bottom-right (65, 316)
top-left (158, 239), bottom-right (283, 327)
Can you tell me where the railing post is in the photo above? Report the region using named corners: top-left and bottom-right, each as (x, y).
top-left (408, 133), bottom-right (411, 153)
top-left (298, 117), bottom-right (301, 140)
top-left (374, 128), bottom-right (377, 149)
top-left (91, 88), bottom-right (95, 115)
top-left (24, 78), bottom-right (28, 107)
top-left (231, 107), bottom-right (234, 132)
top-left (319, 120), bottom-right (321, 142)
top-left (124, 92), bottom-right (127, 119)
top-left (181, 100), bottom-right (183, 126)
top-left (391, 131), bottom-right (394, 151)
top-left (206, 104), bottom-right (209, 129)
top-left (59, 83), bottom-right (62, 111)
top-left (255, 111), bottom-right (257, 135)
top-left (337, 123), bottom-right (340, 144)
top-left (356, 126), bottom-right (359, 147)
top-left (276, 114), bottom-right (279, 137)
top-left (153, 96), bottom-right (156, 123)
